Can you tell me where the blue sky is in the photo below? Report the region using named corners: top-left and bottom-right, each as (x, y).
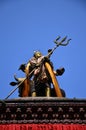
top-left (0, 0), bottom-right (86, 99)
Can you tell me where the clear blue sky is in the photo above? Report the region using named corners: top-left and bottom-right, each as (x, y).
top-left (0, 0), bottom-right (86, 99)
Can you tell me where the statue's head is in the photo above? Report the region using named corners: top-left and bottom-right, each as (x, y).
top-left (33, 51), bottom-right (42, 58)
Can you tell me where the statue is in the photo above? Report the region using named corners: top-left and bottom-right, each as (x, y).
top-left (18, 51), bottom-right (65, 97)
top-left (7, 36), bottom-right (71, 99)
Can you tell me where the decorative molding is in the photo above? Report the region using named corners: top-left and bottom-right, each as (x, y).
top-left (0, 97), bottom-right (86, 124)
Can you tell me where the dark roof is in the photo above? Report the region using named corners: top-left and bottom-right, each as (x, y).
top-left (0, 97), bottom-right (86, 124)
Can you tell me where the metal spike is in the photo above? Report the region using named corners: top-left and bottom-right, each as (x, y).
top-left (54, 40), bottom-right (58, 44)
top-left (60, 38), bottom-right (71, 46)
top-left (56, 36), bottom-right (61, 41)
top-left (60, 36), bottom-right (67, 43)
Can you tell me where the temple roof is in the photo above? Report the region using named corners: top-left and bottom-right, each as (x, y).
top-left (0, 97), bottom-right (86, 124)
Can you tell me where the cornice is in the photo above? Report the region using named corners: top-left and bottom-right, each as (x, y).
top-left (0, 97), bottom-right (86, 124)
